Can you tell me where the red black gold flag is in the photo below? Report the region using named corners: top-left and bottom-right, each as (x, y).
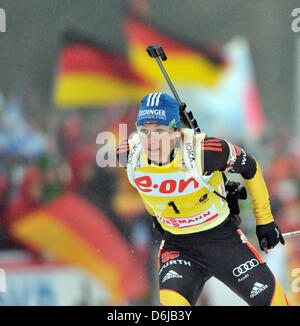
top-left (123, 16), bottom-right (227, 87)
top-left (53, 31), bottom-right (153, 108)
top-left (10, 192), bottom-right (149, 304)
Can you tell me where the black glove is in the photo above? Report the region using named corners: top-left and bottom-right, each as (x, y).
top-left (256, 221), bottom-right (285, 251)
top-left (225, 181), bottom-right (247, 215)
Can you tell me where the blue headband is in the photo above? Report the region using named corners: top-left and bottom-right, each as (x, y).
top-left (136, 92), bottom-right (182, 128)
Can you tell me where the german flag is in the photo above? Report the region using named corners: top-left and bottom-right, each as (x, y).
top-left (10, 192), bottom-right (149, 305)
top-left (53, 31), bottom-right (153, 108)
top-left (123, 16), bottom-right (227, 87)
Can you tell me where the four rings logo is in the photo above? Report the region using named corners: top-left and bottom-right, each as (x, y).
top-left (232, 259), bottom-right (259, 277)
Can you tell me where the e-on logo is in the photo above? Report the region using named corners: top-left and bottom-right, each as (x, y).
top-left (133, 171), bottom-right (212, 196)
top-left (135, 175), bottom-right (200, 194)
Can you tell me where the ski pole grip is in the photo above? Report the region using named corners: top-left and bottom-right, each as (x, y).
top-left (260, 237), bottom-right (268, 249)
top-left (147, 45), bottom-right (167, 61)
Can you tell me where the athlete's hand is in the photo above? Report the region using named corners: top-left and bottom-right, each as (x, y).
top-left (256, 222), bottom-right (285, 253)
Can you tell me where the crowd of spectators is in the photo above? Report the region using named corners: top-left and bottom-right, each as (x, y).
top-left (0, 95), bottom-right (157, 303)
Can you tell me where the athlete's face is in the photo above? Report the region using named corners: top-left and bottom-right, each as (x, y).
top-left (137, 124), bottom-right (180, 163)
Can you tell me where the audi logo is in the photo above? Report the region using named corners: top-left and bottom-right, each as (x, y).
top-left (232, 259), bottom-right (259, 277)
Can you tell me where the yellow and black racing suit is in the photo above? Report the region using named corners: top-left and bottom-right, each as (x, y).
top-left (117, 133), bottom-right (290, 306)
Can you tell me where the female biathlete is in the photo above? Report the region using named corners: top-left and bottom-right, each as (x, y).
top-left (117, 92), bottom-right (290, 306)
